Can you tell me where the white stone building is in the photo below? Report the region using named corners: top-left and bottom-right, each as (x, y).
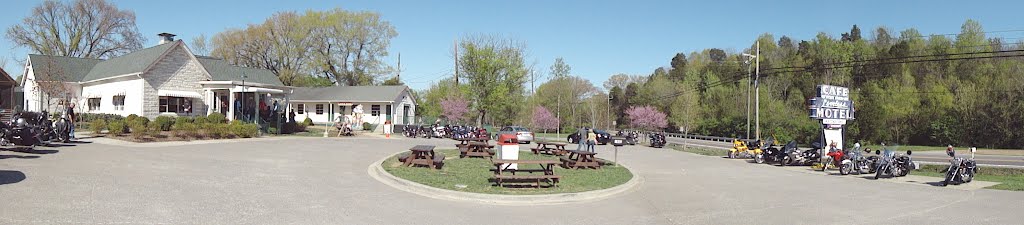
top-left (20, 33), bottom-right (291, 119)
top-left (288, 86), bottom-right (417, 127)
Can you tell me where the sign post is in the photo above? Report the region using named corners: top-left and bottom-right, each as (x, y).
top-left (809, 85), bottom-right (855, 165)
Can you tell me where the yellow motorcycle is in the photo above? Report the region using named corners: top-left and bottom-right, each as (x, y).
top-left (728, 139), bottom-right (763, 160)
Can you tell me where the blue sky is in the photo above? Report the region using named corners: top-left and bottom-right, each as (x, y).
top-left (2, 0), bottom-right (1023, 90)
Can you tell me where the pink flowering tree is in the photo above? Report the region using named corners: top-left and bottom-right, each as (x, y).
top-left (440, 95), bottom-right (470, 123)
top-left (625, 105), bottom-right (668, 131)
top-left (532, 106), bottom-right (559, 133)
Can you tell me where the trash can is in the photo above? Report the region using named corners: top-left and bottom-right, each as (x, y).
top-left (497, 133), bottom-right (519, 170)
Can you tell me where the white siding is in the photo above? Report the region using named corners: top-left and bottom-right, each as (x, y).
top-left (79, 78), bottom-right (144, 117)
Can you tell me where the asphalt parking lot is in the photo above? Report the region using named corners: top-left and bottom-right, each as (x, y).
top-left (1, 137), bottom-right (1022, 224)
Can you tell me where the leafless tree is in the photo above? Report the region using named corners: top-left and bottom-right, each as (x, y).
top-left (5, 0), bottom-right (145, 59)
top-left (190, 34), bottom-right (211, 56)
top-left (32, 56), bottom-right (76, 113)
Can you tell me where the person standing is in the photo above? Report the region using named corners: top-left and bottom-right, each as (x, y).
top-left (576, 128), bottom-right (587, 151)
top-left (586, 129), bottom-right (598, 152)
top-left (66, 102), bottom-right (76, 139)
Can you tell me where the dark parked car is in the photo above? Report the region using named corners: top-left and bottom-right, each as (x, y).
top-left (567, 129), bottom-right (612, 145)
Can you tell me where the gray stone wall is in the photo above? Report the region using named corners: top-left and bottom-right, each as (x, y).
top-left (142, 44), bottom-right (210, 118)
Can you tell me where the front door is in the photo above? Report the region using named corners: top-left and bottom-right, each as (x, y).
top-left (403, 105), bottom-right (410, 125)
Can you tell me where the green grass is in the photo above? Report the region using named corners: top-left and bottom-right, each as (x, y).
top-left (911, 164), bottom-right (1024, 191)
top-left (381, 149), bottom-right (633, 195)
top-left (532, 132), bottom-right (568, 141)
top-left (861, 144), bottom-right (1020, 152)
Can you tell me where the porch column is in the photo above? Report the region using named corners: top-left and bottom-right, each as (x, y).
top-left (254, 92), bottom-right (261, 124)
top-left (227, 90), bottom-right (235, 121)
top-left (206, 90), bottom-right (214, 116)
top-left (284, 94), bottom-right (291, 123)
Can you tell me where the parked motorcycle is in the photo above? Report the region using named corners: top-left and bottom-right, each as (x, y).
top-left (615, 131), bottom-right (638, 145)
top-left (838, 148), bottom-right (872, 175)
top-left (649, 132), bottom-right (666, 148)
top-left (0, 111), bottom-right (49, 148)
top-left (779, 142), bottom-right (822, 166)
top-left (942, 147), bottom-right (977, 186)
top-left (873, 149), bottom-right (916, 179)
top-left (403, 124), bottom-right (419, 138)
top-left (822, 144), bottom-right (844, 172)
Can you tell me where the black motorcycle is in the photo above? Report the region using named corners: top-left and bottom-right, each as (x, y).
top-left (766, 140), bottom-right (796, 165)
top-left (1, 111), bottom-right (50, 148)
top-left (873, 149), bottom-right (915, 179)
top-left (942, 149), bottom-right (977, 186)
top-left (403, 124), bottom-right (419, 138)
top-left (649, 132), bottom-right (666, 148)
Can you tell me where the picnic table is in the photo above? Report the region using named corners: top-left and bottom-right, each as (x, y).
top-left (559, 150), bottom-right (602, 169)
top-left (491, 159), bottom-right (561, 188)
top-left (460, 141), bottom-right (494, 158)
top-left (531, 141), bottom-right (569, 156)
top-left (455, 137), bottom-right (490, 148)
top-left (401, 145), bottom-right (444, 169)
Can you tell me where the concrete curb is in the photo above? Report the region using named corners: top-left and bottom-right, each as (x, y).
top-left (367, 151), bottom-right (643, 206)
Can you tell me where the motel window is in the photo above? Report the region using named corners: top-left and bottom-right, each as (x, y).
top-left (113, 95), bottom-right (125, 111)
top-left (371, 105), bottom-right (380, 116)
top-left (159, 97), bottom-right (193, 113)
top-left (297, 104), bottom-right (305, 114)
top-left (315, 104), bottom-right (324, 115)
top-left (87, 98), bottom-right (101, 111)
top-left (338, 106), bottom-right (347, 115)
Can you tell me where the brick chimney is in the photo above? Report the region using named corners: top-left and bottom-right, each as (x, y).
top-left (158, 33), bottom-right (177, 45)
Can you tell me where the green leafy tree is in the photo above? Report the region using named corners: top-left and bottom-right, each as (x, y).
top-left (458, 35), bottom-right (528, 126)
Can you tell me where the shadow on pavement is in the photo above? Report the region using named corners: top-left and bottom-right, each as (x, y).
top-left (0, 170), bottom-right (26, 185)
top-left (0, 155), bottom-right (41, 160)
top-left (42, 143), bottom-right (77, 147)
top-left (7, 148), bottom-right (59, 154)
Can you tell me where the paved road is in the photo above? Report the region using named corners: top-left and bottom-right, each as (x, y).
top-left (666, 137), bottom-right (1024, 168)
top-left (1, 136), bottom-right (1022, 224)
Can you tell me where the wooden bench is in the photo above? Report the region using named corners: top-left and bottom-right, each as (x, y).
top-left (403, 145), bottom-right (444, 169)
top-left (493, 175), bottom-right (561, 188)
top-left (461, 141), bottom-right (495, 158)
top-left (561, 150), bottom-right (602, 169)
top-left (491, 159), bottom-right (561, 188)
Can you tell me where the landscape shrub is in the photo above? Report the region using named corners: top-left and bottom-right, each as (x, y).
top-left (125, 114), bottom-right (139, 124)
top-left (303, 117), bottom-right (314, 126)
top-left (174, 116), bottom-right (194, 129)
top-left (127, 116), bottom-right (150, 130)
top-left (129, 123), bottom-right (147, 139)
top-left (77, 113), bottom-right (124, 123)
top-left (154, 116), bottom-right (175, 131)
top-left (362, 122), bottom-right (372, 131)
top-left (206, 123), bottom-right (228, 139)
top-left (207, 112), bottom-right (226, 124)
top-left (173, 122), bottom-right (198, 139)
top-left (242, 123), bottom-right (260, 138)
top-left (89, 119), bottom-right (107, 134)
top-left (146, 123), bottom-right (162, 137)
top-left (107, 120), bottom-right (127, 136)
top-left (194, 115), bottom-right (209, 124)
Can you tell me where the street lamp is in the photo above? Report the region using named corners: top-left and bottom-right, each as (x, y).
top-left (741, 41), bottom-right (760, 140)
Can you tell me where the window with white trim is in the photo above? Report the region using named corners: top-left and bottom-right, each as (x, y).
top-left (371, 105), bottom-right (380, 116)
top-left (87, 98), bottom-right (101, 111)
top-left (159, 97), bottom-right (193, 113)
top-left (113, 95), bottom-right (125, 111)
top-left (297, 104), bottom-right (305, 114)
top-left (315, 104), bottom-right (324, 115)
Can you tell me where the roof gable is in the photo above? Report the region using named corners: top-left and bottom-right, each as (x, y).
top-left (27, 54), bottom-right (101, 82)
top-left (80, 41), bottom-right (177, 82)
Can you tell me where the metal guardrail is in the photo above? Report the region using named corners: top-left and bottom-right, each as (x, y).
top-left (622, 129), bottom-right (744, 143)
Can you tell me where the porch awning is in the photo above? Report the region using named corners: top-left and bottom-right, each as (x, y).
top-left (157, 90), bottom-right (203, 98)
top-left (82, 91), bottom-right (101, 98)
top-left (229, 86), bottom-right (284, 94)
top-left (335, 102), bottom-right (354, 106)
top-left (109, 89), bottom-right (127, 96)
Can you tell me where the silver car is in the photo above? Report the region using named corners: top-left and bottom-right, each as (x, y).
top-left (497, 126), bottom-right (534, 144)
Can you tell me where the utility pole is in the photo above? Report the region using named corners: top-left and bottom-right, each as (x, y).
top-left (746, 60), bottom-right (751, 139)
top-left (396, 52), bottom-right (401, 81)
top-left (454, 39), bottom-right (459, 87)
top-left (755, 41), bottom-right (761, 140)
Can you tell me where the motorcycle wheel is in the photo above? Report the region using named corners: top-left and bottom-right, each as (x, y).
top-left (821, 161), bottom-right (831, 171)
top-left (896, 165), bottom-right (909, 177)
top-left (840, 162), bottom-right (852, 175)
top-left (964, 170), bottom-right (974, 183)
top-left (942, 171), bottom-right (953, 186)
top-left (727, 151), bottom-right (735, 159)
top-left (754, 154), bottom-right (764, 164)
top-left (778, 155), bottom-right (789, 166)
top-left (874, 166), bottom-right (884, 180)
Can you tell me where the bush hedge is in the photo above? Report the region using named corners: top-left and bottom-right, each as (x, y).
top-left (194, 115), bottom-right (209, 124)
top-left (107, 120), bottom-right (126, 136)
top-left (90, 119), bottom-right (107, 134)
top-left (303, 117), bottom-right (314, 126)
top-left (174, 116), bottom-right (194, 129)
top-left (154, 116), bottom-right (174, 131)
top-left (129, 123), bottom-right (147, 139)
top-left (77, 113), bottom-right (124, 123)
top-left (207, 112), bottom-right (226, 124)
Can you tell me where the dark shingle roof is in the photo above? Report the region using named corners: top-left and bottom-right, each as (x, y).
top-left (80, 42), bottom-right (176, 82)
top-left (196, 57), bottom-right (283, 86)
top-left (290, 86), bottom-right (409, 102)
top-left (27, 42), bottom-right (283, 86)
top-left (27, 54), bottom-right (101, 82)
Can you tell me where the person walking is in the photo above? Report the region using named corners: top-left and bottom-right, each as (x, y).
top-left (576, 128), bottom-right (587, 151)
top-left (587, 129), bottom-right (597, 152)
